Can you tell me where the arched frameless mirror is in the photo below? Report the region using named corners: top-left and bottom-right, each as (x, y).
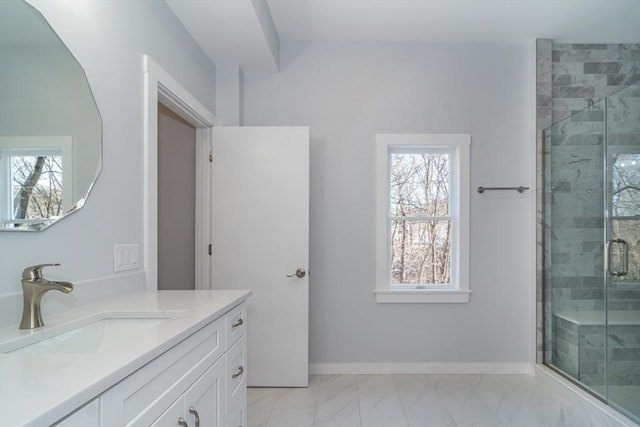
top-left (0, 0), bottom-right (102, 231)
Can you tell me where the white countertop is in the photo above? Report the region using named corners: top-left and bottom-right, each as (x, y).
top-left (554, 310), bottom-right (640, 326)
top-left (0, 289), bottom-right (251, 427)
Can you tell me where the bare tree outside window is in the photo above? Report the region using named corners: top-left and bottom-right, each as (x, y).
top-left (611, 153), bottom-right (640, 281)
top-left (10, 154), bottom-right (63, 226)
top-left (389, 151), bottom-right (451, 285)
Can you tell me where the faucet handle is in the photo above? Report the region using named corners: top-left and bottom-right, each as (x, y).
top-left (22, 263), bottom-right (61, 280)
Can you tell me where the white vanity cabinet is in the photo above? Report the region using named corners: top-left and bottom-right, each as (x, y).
top-left (99, 301), bottom-right (248, 427)
top-left (150, 357), bottom-right (225, 427)
top-left (2, 291), bottom-right (251, 427)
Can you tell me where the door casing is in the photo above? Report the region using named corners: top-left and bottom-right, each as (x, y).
top-left (143, 55), bottom-right (216, 290)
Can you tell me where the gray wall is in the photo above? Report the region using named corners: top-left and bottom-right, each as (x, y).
top-left (243, 42), bottom-right (535, 365)
top-left (0, 1), bottom-right (215, 297)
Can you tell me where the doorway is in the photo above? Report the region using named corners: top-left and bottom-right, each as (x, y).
top-left (157, 103), bottom-right (197, 290)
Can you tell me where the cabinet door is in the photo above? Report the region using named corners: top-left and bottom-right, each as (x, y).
top-left (185, 356), bottom-right (227, 427)
top-left (149, 357), bottom-right (226, 427)
top-left (226, 334), bottom-right (247, 414)
top-left (103, 317), bottom-right (225, 426)
top-left (226, 398), bottom-right (246, 427)
top-left (150, 397), bottom-right (184, 427)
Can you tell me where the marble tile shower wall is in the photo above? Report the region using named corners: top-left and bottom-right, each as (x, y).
top-left (581, 324), bottom-right (640, 387)
top-left (553, 320), bottom-right (640, 387)
top-left (552, 44), bottom-right (640, 123)
top-left (549, 42), bottom-right (640, 316)
top-left (538, 41), bottom-right (640, 366)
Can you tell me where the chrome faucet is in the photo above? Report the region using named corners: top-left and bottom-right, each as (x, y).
top-left (19, 263), bottom-right (73, 329)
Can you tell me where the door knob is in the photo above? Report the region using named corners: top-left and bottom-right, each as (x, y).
top-left (286, 268), bottom-right (306, 278)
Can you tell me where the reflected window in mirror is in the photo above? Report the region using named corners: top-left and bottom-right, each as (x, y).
top-left (0, 136), bottom-right (72, 229)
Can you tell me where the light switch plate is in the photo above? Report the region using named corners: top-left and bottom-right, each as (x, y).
top-left (114, 244), bottom-right (139, 272)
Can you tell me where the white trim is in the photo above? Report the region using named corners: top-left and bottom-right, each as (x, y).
top-left (535, 365), bottom-right (639, 426)
top-left (143, 55), bottom-right (216, 290)
top-left (194, 128), bottom-right (213, 290)
top-left (310, 363), bottom-right (534, 375)
top-left (374, 289), bottom-right (471, 303)
top-left (375, 133), bottom-right (471, 303)
top-left (528, 39), bottom-right (539, 365)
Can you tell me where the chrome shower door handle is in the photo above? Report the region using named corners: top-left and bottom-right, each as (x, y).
top-left (607, 238), bottom-right (629, 277)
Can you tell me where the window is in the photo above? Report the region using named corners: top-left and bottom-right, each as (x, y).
top-left (610, 152), bottom-right (640, 283)
top-left (0, 137), bottom-right (72, 229)
top-left (376, 134), bottom-right (470, 303)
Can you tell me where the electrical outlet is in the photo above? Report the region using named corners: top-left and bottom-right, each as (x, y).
top-left (114, 244), bottom-right (139, 272)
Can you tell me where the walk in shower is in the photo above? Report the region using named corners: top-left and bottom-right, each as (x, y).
top-left (543, 80), bottom-right (640, 422)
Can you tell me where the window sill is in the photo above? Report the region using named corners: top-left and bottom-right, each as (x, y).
top-left (374, 289), bottom-right (471, 304)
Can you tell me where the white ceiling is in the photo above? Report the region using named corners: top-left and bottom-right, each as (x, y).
top-left (268, 0), bottom-right (640, 44)
top-left (165, 0), bottom-right (279, 71)
top-left (167, 0), bottom-right (640, 71)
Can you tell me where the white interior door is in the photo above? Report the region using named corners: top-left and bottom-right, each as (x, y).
top-left (211, 126), bottom-right (309, 387)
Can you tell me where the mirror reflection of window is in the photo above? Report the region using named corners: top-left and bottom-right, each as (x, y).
top-left (0, 136), bottom-right (72, 229)
top-left (10, 152), bottom-right (63, 225)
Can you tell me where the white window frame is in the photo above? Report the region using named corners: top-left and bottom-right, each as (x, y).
top-left (0, 136), bottom-right (73, 225)
top-left (375, 133), bottom-right (470, 303)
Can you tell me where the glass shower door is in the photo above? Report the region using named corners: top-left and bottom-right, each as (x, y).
top-left (543, 103), bottom-right (607, 397)
top-left (605, 82), bottom-right (640, 421)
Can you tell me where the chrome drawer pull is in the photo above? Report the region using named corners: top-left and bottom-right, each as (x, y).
top-left (189, 406), bottom-right (200, 427)
top-left (232, 366), bottom-right (244, 378)
top-left (178, 417), bottom-right (189, 427)
top-left (231, 318), bottom-right (244, 328)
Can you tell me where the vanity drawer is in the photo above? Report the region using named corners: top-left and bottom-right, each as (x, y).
top-left (101, 316), bottom-right (225, 426)
top-left (226, 333), bottom-right (247, 415)
top-left (225, 301), bottom-right (247, 349)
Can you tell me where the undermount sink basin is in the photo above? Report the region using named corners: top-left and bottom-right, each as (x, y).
top-left (0, 312), bottom-right (180, 354)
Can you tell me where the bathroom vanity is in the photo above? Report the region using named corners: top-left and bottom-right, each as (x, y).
top-left (0, 290), bottom-right (250, 427)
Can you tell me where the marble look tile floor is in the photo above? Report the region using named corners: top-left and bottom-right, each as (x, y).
top-left (247, 374), bottom-right (624, 427)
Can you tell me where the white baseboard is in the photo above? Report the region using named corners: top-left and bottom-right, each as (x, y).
top-left (309, 362), bottom-right (534, 375)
